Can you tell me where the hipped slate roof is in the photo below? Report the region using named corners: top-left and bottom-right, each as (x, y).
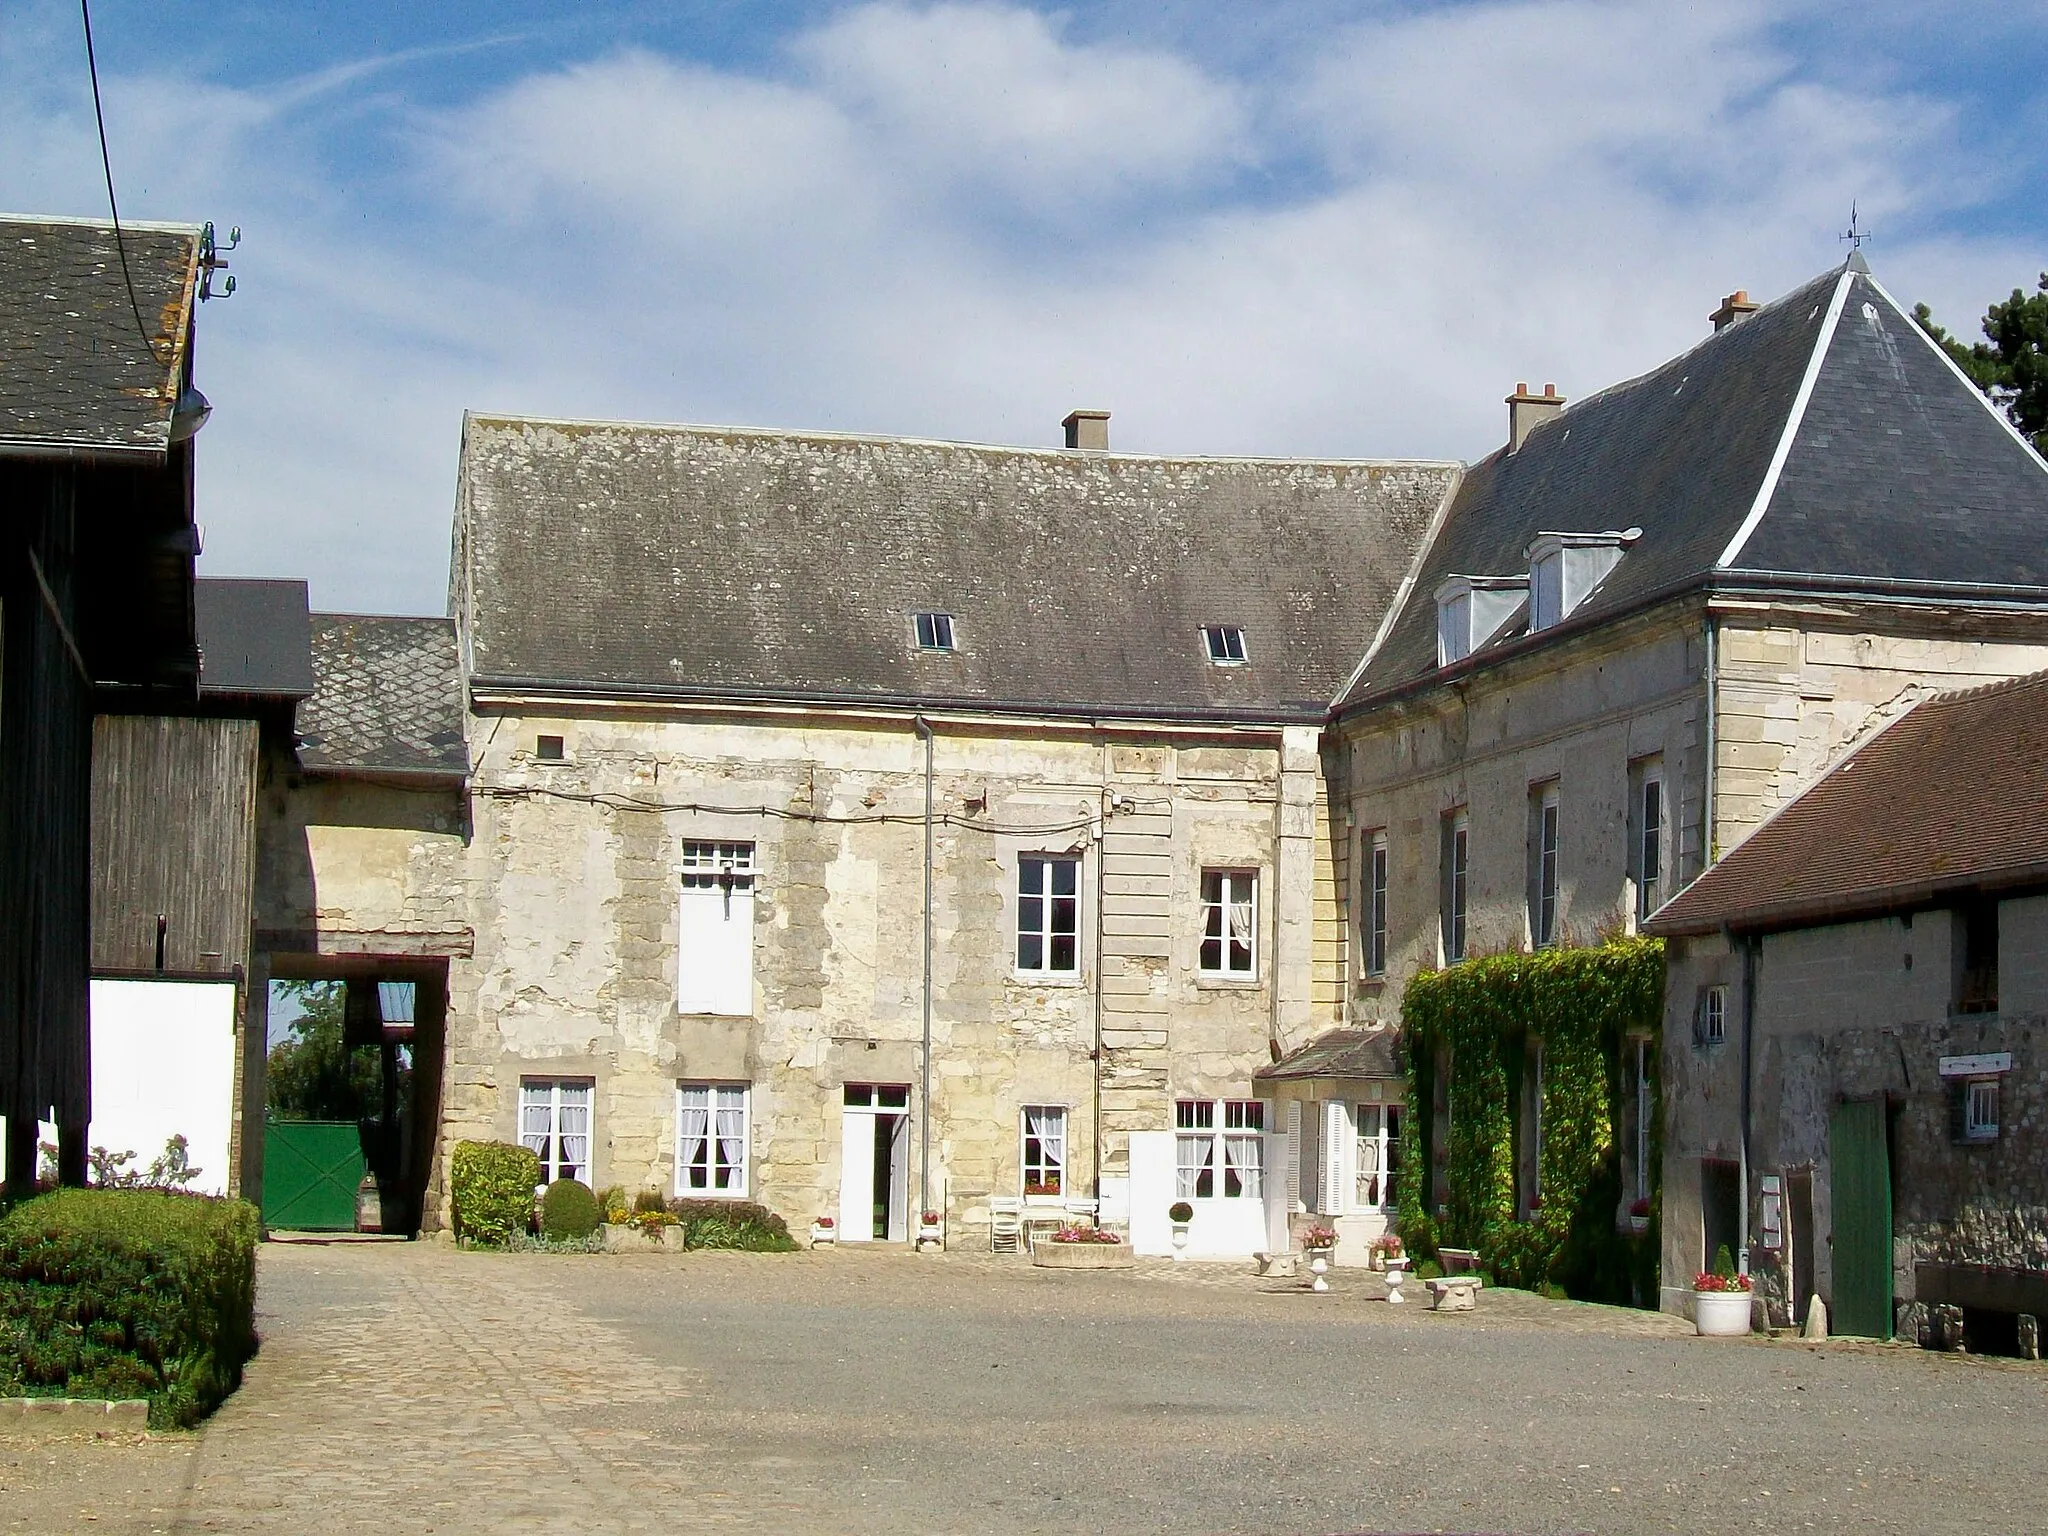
top-left (1255, 1027), bottom-right (1401, 1082)
top-left (196, 579), bottom-right (315, 699)
top-left (456, 415), bottom-right (1459, 722)
top-left (298, 615), bottom-right (467, 778)
top-left (0, 215), bottom-right (201, 456)
top-left (1647, 670), bottom-right (2048, 936)
top-left (1341, 258), bottom-right (2048, 708)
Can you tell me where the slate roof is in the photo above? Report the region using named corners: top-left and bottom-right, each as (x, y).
top-left (1340, 259), bottom-right (2048, 709)
top-left (456, 416), bottom-right (1459, 722)
top-left (298, 615), bottom-right (467, 778)
top-left (195, 579), bottom-right (315, 699)
top-left (1646, 669), bottom-right (2048, 936)
top-left (1254, 1026), bottom-right (1402, 1082)
top-left (0, 215), bottom-right (201, 456)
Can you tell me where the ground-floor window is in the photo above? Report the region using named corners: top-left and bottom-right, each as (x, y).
top-left (1021, 1105), bottom-right (1066, 1198)
top-left (676, 1082), bottom-right (749, 1195)
top-left (520, 1079), bottom-right (593, 1186)
top-left (1354, 1102), bottom-right (1402, 1211)
top-left (1175, 1099), bottom-right (1264, 1200)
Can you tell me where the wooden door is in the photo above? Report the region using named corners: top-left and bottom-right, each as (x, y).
top-left (1829, 1099), bottom-right (1892, 1339)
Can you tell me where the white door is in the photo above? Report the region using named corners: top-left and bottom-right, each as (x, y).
top-left (839, 1108), bottom-right (875, 1242)
top-left (884, 1113), bottom-right (910, 1242)
top-left (1263, 1131), bottom-right (1292, 1253)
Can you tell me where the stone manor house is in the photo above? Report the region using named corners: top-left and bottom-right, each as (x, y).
top-left (146, 251), bottom-right (2048, 1286)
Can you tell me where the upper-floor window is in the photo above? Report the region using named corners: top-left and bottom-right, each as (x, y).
top-left (678, 841), bottom-right (756, 1015)
top-left (1629, 755), bottom-right (1667, 926)
top-left (1697, 984), bottom-right (1727, 1047)
top-left (1525, 530), bottom-right (1639, 633)
top-left (1440, 808), bottom-right (1469, 963)
top-left (1528, 781), bottom-right (1560, 948)
top-left (1200, 870), bottom-right (1257, 976)
top-left (1953, 899), bottom-right (1998, 1015)
top-left (1364, 831), bottom-right (1389, 977)
top-left (1018, 855), bottom-right (1080, 975)
top-left (1437, 589), bottom-right (1472, 666)
top-left (520, 1079), bottom-right (592, 1187)
top-left (913, 611), bottom-right (956, 652)
top-left (1203, 625), bottom-right (1247, 665)
top-left (1435, 575), bottom-right (1528, 668)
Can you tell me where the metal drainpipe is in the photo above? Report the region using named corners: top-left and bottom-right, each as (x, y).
top-left (914, 716), bottom-right (935, 1226)
top-left (1092, 772), bottom-right (1108, 1204)
top-left (1703, 615), bottom-right (1718, 870)
top-left (1738, 929), bottom-right (1757, 1277)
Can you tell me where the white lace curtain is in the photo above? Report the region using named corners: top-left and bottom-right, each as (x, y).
top-left (678, 1086), bottom-right (712, 1178)
top-left (1223, 1133), bottom-right (1263, 1199)
top-left (521, 1082), bottom-right (591, 1183)
top-left (714, 1089), bottom-right (745, 1186)
top-left (1227, 890), bottom-right (1254, 944)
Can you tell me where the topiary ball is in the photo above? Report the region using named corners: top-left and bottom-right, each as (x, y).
top-left (540, 1178), bottom-right (601, 1239)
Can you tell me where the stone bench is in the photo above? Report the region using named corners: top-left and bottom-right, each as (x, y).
top-left (1425, 1275), bottom-right (1484, 1312)
top-left (1437, 1246), bottom-right (1481, 1274)
top-left (1253, 1251), bottom-right (1298, 1278)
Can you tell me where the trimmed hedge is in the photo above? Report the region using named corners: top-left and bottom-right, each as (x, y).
top-left (450, 1141), bottom-right (540, 1247)
top-left (667, 1199), bottom-right (799, 1252)
top-left (0, 1190), bottom-right (259, 1429)
top-left (540, 1178), bottom-right (601, 1240)
top-left (1399, 937), bottom-right (1663, 1306)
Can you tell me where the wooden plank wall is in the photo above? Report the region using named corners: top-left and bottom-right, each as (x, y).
top-left (91, 715), bottom-right (260, 975)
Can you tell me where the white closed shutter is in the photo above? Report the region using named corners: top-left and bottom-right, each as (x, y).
top-left (1323, 1099), bottom-right (1349, 1215)
top-left (677, 844), bottom-right (755, 1015)
top-left (1285, 1100), bottom-right (1303, 1211)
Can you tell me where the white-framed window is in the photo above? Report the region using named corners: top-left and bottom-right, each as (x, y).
top-left (1629, 755), bottom-right (1666, 927)
top-left (1200, 870), bottom-right (1258, 977)
top-left (1964, 1079), bottom-right (2000, 1143)
top-left (1354, 1102), bottom-right (1402, 1210)
top-left (1203, 625), bottom-right (1247, 664)
top-left (1021, 1105), bottom-right (1067, 1198)
top-left (1529, 781), bottom-right (1560, 948)
top-left (1175, 1099), bottom-right (1264, 1200)
top-left (1441, 809), bottom-right (1469, 963)
top-left (1699, 985), bottom-right (1727, 1047)
top-left (678, 841), bottom-right (756, 1015)
top-left (1364, 831), bottom-right (1389, 977)
top-left (1530, 549), bottom-right (1563, 631)
top-left (1017, 855), bottom-right (1080, 975)
top-left (519, 1079), bottom-right (593, 1187)
top-left (913, 611), bottom-right (955, 652)
top-left (675, 1082), bottom-right (748, 1196)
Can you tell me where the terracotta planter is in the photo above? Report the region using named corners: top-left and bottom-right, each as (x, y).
top-left (1694, 1289), bottom-right (1753, 1336)
top-left (1032, 1240), bottom-right (1135, 1270)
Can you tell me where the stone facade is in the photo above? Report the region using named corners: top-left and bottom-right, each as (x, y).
top-left (441, 704), bottom-right (1338, 1237)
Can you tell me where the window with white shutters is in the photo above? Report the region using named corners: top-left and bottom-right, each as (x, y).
top-left (520, 1079), bottom-right (593, 1187)
top-left (676, 1082), bottom-right (749, 1196)
top-left (678, 842), bottom-right (756, 1015)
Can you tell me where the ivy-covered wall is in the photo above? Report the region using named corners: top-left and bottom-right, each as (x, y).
top-left (1398, 937), bottom-right (1664, 1306)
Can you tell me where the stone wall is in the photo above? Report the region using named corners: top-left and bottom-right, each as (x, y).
top-left (445, 707), bottom-right (1333, 1236)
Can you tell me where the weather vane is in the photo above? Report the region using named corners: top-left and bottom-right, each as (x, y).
top-left (1839, 202), bottom-right (1870, 252)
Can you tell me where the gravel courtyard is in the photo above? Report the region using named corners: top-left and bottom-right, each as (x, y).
top-left (6, 1237), bottom-right (2046, 1535)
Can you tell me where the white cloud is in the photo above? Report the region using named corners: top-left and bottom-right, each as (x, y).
top-left (1, 0), bottom-right (2038, 615)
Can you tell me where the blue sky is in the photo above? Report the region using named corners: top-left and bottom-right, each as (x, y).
top-left (6, 0), bottom-right (2046, 614)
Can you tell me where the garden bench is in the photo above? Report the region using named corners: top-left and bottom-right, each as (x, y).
top-left (1425, 1275), bottom-right (1483, 1312)
top-left (1437, 1246), bottom-right (1481, 1274)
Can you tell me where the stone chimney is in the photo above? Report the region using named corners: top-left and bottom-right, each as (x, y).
top-left (1710, 290), bottom-right (1760, 332)
top-left (1506, 383), bottom-right (1563, 452)
top-left (1062, 409), bottom-right (1110, 450)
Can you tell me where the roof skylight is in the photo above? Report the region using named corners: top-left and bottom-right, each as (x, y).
top-left (1203, 625), bottom-right (1248, 665)
top-left (913, 612), bottom-right (956, 652)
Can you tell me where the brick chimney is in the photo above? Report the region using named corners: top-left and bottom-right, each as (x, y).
top-left (1710, 290), bottom-right (1760, 332)
top-left (1506, 383), bottom-right (1563, 452)
top-left (1062, 409), bottom-right (1110, 450)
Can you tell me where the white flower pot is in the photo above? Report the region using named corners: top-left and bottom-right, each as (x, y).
top-left (1694, 1289), bottom-right (1753, 1336)
top-left (810, 1223), bottom-right (837, 1248)
top-left (1307, 1248), bottom-right (1333, 1292)
top-left (1385, 1257), bottom-right (1409, 1305)
top-left (1170, 1222), bottom-right (1190, 1261)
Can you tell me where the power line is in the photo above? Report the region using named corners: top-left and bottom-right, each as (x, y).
top-left (477, 781), bottom-right (1101, 837)
top-left (80, 0), bottom-right (169, 372)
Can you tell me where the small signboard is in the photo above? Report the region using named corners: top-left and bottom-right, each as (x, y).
top-left (1938, 1052), bottom-right (2013, 1079)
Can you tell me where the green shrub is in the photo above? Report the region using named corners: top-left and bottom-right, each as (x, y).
top-left (450, 1141), bottom-right (539, 1247)
top-left (0, 1190), bottom-right (258, 1429)
top-left (1413, 1258), bottom-right (1443, 1280)
top-left (666, 1199), bottom-right (799, 1252)
top-left (594, 1185), bottom-right (627, 1221)
top-left (540, 1179), bottom-right (600, 1239)
top-left (1712, 1243), bottom-right (1737, 1281)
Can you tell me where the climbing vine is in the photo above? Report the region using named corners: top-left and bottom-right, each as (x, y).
top-left (1397, 936), bottom-right (1665, 1305)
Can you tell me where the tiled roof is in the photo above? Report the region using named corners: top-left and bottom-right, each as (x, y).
top-left (1341, 260), bottom-right (2048, 708)
top-left (0, 215), bottom-right (200, 455)
top-left (1646, 669), bottom-right (2048, 936)
top-left (196, 579), bottom-right (314, 698)
top-left (298, 615), bottom-right (466, 778)
top-left (456, 415), bottom-right (1459, 722)
top-left (1254, 1026), bottom-right (1401, 1082)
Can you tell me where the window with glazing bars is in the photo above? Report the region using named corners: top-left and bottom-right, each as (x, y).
top-left (1202, 625), bottom-right (1247, 664)
top-left (1200, 870), bottom-right (1257, 975)
top-left (520, 1080), bottom-right (592, 1186)
top-left (676, 1083), bottom-right (748, 1195)
top-left (1174, 1099), bottom-right (1264, 1199)
top-left (1017, 855), bottom-right (1079, 974)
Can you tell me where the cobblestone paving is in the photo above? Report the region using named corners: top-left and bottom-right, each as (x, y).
top-left (7, 1238), bottom-right (2048, 1534)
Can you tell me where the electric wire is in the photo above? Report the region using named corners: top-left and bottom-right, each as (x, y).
top-left (478, 781), bottom-right (1102, 836)
top-left (80, 0), bottom-right (169, 371)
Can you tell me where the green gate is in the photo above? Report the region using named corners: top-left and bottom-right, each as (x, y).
top-left (1829, 1099), bottom-right (1892, 1339)
top-left (262, 1120), bottom-right (366, 1231)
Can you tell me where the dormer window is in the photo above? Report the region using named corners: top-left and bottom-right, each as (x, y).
top-left (1203, 625), bottom-right (1247, 665)
top-left (913, 612), bottom-right (956, 652)
top-left (1525, 529), bottom-right (1640, 633)
top-left (1435, 576), bottom-right (1528, 668)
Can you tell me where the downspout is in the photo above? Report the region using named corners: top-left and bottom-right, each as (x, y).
top-left (1092, 770), bottom-right (1108, 1203)
top-left (1702, 615), bottom-right (1718, 870)
top-left (914, 716), bottom-right (935, 1227)
top-left (1738, 929), bottom-right (1758, 1277)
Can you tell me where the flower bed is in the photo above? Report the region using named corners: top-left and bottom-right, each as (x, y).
top-left (1032, 1228), bottom-right (1133, 1270)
